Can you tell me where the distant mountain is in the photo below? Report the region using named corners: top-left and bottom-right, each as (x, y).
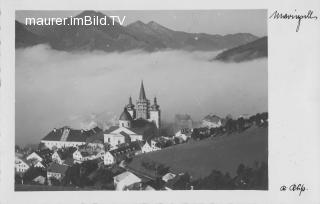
top-left (16, 10), bottom-right (259, 52)
top-left (213, 36), bottom-right (268, 62)
top-left (15, 21), bottom-right (46, 48)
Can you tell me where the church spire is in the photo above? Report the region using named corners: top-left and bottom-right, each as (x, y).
top-left (127, 96), bottom-right (134, 110)
top-left (139, 80), bottom-right (147, 100)
top-left (151, 96), bottom-right (160, 110)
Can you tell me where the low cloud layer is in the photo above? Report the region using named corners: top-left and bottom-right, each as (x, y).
top-left (16, 44), bottom-right (267, 146)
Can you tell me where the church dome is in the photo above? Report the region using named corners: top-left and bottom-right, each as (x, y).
top-left (119, 107), bottom-right (133, 121)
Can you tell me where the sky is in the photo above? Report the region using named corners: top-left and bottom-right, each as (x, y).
top-left (16, 10), bottom-right (267, 36)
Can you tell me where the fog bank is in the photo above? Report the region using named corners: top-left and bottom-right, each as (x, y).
top-left (16, 44), bottom-right (267, 146)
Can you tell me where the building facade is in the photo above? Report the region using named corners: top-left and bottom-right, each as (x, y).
top-left (126, 81), bottom-right (161, 128)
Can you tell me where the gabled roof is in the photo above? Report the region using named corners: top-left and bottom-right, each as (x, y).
top-left (104, 126), bottom-right (120, 134)
top-left (47, 162), bottom-right (69, 174)
top-left (42, 127), bottom-right (103, 142)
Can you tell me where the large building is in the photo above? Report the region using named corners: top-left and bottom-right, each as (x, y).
top-left (41, 126), bottom-right (102, 150)
top-left (126, 81), bottom-right (161, 129)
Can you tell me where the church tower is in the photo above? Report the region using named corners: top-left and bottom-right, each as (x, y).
top-left (150, 97), bottom-right (161, 128)
top-left (136, 81), bottom-right (150, 119)
top-left (126, 96), bottom-right (136, 119)
top-left (119, 107), bottom-right (132, 128)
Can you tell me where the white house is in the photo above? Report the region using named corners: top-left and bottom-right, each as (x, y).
top-left (104, 126), bottom-right (143, 148)
top-left (26, 152), bottom-right (43, 162)
top-left (72, 150), bottom-right (96, 163)
top-left (15, 157), bottom-right (30, 173)
top-left (104, 151), bottom-right (116, 165)
top-left (141, 141), bottom-right (161, 153)
top-left (113, 171), bottom-right (142, 191)
top-left (51, 151), bottom-right (64, 164)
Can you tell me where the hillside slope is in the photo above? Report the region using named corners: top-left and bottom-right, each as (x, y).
top-left (128, 126), bottom-right (268, 179)
top-left (213, 36), bottom-right (268, 62)
top-left (15, 21), bottom-right (46, 48)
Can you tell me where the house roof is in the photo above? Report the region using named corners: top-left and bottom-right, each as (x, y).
top-left (19, 158), bottom-right (32, 167)
top-left (110, 141), bottom-right (143, 157)
top-left (114, 171), bottom-right (141, 183)
top-left (104, 126), bottom-right (119, 134)
top-left (42, 126), bottom-right (102, 142)
top-left (47, 162), bottom-right (69, 174)
top-left (86, 131), bottom-right (104, 144)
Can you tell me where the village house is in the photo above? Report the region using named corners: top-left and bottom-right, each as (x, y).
top-left (15, 156), bottom-right (31, 173)
top-left (51, 151), bottom-right (64, 164)
top-left (104, 141), bottom-right (143, 165)
top-left (47, 162), bottom-right (69, 181)
top-left (113, 171), bottom-right (142, 191)
top-left (141, 140), bottom-right (161, 153)
top-left (174, 128), bottom-right (192, 142)
top-left (104, 151), bottom-right (116, 165)
top-left (104, 123), bottom-right (143, 149)
top-left (26, 152), bottom-right (43, 163)
top-left (72, 149), bottom-right (96, 163)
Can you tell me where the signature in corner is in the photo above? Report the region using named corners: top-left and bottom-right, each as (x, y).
top-left (269, 10), bottom-right (318, 32)
top-left (280, 184), bottom-right (307, 196)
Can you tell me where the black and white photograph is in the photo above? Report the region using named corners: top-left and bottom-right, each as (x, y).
top-left (14, 10), bottom-right (269, 191)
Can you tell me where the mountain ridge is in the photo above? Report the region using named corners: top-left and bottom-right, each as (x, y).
top-left (16, 10), bottom-right (259, 52)
top-left (213, 36), bottom-right (268, 62)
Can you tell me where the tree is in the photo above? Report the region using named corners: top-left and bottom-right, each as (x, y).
top-left (104, 143), bottom-right (112, 151)
top-left (22, 167), bottom-right (46, 184)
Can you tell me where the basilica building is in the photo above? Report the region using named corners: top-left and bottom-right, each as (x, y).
top-left (124, 81), bottom-right (161, 129)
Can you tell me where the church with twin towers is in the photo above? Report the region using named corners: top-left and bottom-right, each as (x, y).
top-left (120, 81), bottom-right (161, 129)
